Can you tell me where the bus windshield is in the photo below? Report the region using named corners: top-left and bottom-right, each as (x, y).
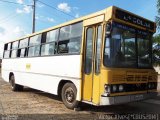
top-left (104, 22), bottom-right (152, 68)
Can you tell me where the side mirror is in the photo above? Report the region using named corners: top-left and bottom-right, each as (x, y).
top-left (106, 23), bottom-right (112, 37)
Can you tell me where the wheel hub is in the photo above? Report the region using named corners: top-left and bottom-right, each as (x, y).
top-left (10, 76), bottom-right (15, 88)
top-left (65, 87), bottom-right (74, 104)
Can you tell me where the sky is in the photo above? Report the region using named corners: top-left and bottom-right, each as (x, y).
top-left (0, 0), bottom-right (157, 58)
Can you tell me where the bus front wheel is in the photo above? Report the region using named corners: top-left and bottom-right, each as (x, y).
top-left (61, 83), bottom-right (79, 109)
top-left (9, 74), bottom-right (23, 91)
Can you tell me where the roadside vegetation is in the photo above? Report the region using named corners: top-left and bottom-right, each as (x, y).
top-left (153, 0), bottom-right (160, 65)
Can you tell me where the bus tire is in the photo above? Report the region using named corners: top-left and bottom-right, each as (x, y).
top-left (9, 74), bottom-right (23, 91)
top-left (61, 83), bottom-right (79, 109)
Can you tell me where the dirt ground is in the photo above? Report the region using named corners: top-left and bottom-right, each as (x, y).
top-left (0, 75), bottom-right (160, 120)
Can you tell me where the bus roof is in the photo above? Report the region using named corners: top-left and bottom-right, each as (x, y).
top-left (5, 6), bottom-right (156, 43)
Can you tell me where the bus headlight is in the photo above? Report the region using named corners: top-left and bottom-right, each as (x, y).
top-left (104, 84), bottom-right (111, 93)
top-left (151, 83), bottom-right (154, 89)
top-left (119, 85), bottom-right (124, 92)
top-left (112, 85), bottom-right (117, 92)
top-left (148, 83), bottom-right (151, 89)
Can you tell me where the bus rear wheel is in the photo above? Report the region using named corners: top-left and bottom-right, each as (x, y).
top-left (9, 74), bottom-right (23, 91)
top-left (61, 83), bottom-right (79, 109)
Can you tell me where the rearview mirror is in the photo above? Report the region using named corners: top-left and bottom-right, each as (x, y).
top-left (106, 23), bottom-right (111, 37)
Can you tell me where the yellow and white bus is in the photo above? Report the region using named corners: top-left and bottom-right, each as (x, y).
top-left (2, 6), bottom-right (158, 109)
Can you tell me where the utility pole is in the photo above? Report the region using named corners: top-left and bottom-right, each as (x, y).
top-left (32, 0), bottom-right (36, 33)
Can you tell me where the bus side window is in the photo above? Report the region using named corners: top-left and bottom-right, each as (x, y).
top-left (17, 49), bottom-right (21, 57)
top-left (68, 37), bottom-right (81, 53)
top-left (41, 43), bottom-right (55, 56)
top-left (17, 48), bottom-right (27, 58)
top-left (46, 29), bottom-right (59, 42)
top-left (11, 50), bottom-right (17, 58)
top-left (4, 50), bottom-right (10, 58)
top-left (58, 41), bottom-right (69, 54)
top-left (58, 22), bottom-right (82, 54)
top-left (29, 34), bottom-right (42, 46)
top-left (12, 41), bottom-right (19, 49)
top-left (4, 44), bottom-right (8, 50)
top-left (28, 46), bottom-right (40, 57)
top-left (58, 39), bottom-right (81, 54)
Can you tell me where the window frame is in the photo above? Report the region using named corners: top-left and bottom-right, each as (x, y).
top-left (95, 25), bottom-right (102, 74)
top-left (84, 27), bottom-right (94, 74)
top-left (40, 42), bottom-right (56, 56)
top-left (28, 45), bottom-right (41, 57)
top-left (19, 38), bottom-right (29, 48)
top-left (3, 50), bottom-right (11, 59)
top-left (57, 22), bottom-right (82, 55)
top-left (3, 21), bottom-right (83, 59)
top-left (29, 34), bottom-right (42, 47)
top-left (103, 22), bottom-right (153, 69)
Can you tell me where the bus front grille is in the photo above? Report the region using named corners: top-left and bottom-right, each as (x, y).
top-left (148, 75), bottom-right (157, 82)
top-left (112, 74), bottom-right (126, 82)
top-left (126, 73), bottom-right (148, 82)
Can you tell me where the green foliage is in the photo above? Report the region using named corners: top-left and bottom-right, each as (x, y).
top-left (153, 0), bottom-right (160, 65)
top-left (156, 0), bottom-right (160, 30)
top-left (153, 35), bottom-right (160, 65)
top-left (153, 35), bottom-right (160, 44)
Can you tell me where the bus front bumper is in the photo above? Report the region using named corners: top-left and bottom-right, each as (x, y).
top-left (100, 92), bottom-right (157, 105)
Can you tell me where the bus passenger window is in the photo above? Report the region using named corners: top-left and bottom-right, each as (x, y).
top-left (4, 43), bottom-right (11, 50)
top-left (28, 46), bottom-right (40, 57)
top-left (12, 41), bottom-right (19, 49)
top-left (11, 50), bottom-right (17, 58)
top-left (17, 49), bottom-right (21, 57)
top-left (46, 29), bottom-right (59, 42)
top-left (59, 26), bottom-right (70, 41)
top-left (41, 43), bottom-right (55, 56)
top-left (19, 38), bottom-right (28, 48)
top-left (4, 50), bottom-right (10, 58)
top-left (58, 41), bottom-right (69, 54)
top-left (68, 37), bottom-right (80, 53)
top-left (19, 48), bottom-right (27, 57)
top-left (29, 34), bottom-right (42, 46)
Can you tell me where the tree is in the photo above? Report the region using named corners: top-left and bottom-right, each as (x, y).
top-left (153, 36), bottom-right (160, 65)
top-left (153, 0), bottom-right (160, 65)
top-left (156, 0), bottom-right (160, 30)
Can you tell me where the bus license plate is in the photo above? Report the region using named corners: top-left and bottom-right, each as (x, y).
top-left (134, 94), bottom-right (144, 101)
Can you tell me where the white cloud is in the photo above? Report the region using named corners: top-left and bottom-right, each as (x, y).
top-left (35, 16), bottom-right (39, 20)
top-left (75, 13), bottom-right (79, 18)
top-left (0, 27), bottom-right (6, 36)
top-left (17, 0), bottom-right (23, 4)
top-left (16, 8), bottom-right (23, 13)
top-left (47, 17), bottom-right (55, 22)
top-left (0, 25), bottom-right (27, 58)
top-left (36, 14), bottom-right (55, 23)
top-left (23, 5), bottom-right (32, 13)
top-left (16, 5), bottom-right (32, 14)
top-left (13, 26), bottom-right (27, 39)
top-left (35, 14), bottom-right (44, 20)
top-left (57, 3), bottom-right (71, 13)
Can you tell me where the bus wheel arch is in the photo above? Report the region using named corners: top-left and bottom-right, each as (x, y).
top-left (9, 72), bottom-right (14, 81)
top-left (9, 72), bottom-right (23, 91)
top-left (58, 80), bottom-right (73, 97)
top-left (58, 80), bottom-right (79, 109)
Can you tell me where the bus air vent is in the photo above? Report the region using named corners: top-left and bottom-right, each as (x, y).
top-left (112, 75), bottom-right (126, 82)
top-left (148, 75), bottom-right (157, 82)
top-left (127, 74), bottom-right (148, 82)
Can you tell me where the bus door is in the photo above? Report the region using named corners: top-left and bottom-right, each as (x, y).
top-left (82, 24), bottom-right (103, 104)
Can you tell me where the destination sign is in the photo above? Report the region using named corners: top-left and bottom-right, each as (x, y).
top-left (115, 9), bottom-right (155, 31)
